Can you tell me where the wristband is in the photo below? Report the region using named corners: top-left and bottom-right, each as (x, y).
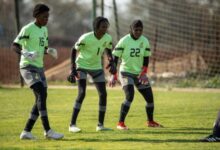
top-left (140, 66), bottom-right (148, 75)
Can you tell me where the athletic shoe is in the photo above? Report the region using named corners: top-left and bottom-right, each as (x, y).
top-left (96, 125), bottom-right (112, 131)
top-left (44, 129), bottom-right (64, 140)
top-left (147, 121), bottom-right (163, 127)
top-left (200, 134), bottom-right (220, 142)
top-left (69, 125), bottom-right (81, 133)
top-left (20, 131), bottom-right (36, 140)
top-left (117, 122), bottom-right (129, 130)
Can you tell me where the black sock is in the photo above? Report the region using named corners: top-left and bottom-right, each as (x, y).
top-left (98, 111), bottom-right (105, 126)
top-left (119, 85), bottom-right (134, 122)
top-left (70, 80), bottom-right (86, 126)
top-left (24, 119), bottom-right (36, 132)
top-left (24, 104), bottom-right (39, 132)
top-left (71, 108), bottom-right (80, 126)
top-left (146, 105), bottom-right (154, 121)
top-left (119, 103), bottom-right (130, 122)
top-left (31, 82), bottom-right (51, 132)
top-left (41, 116), bottom-right (50, 132)
top-left (94, 82), bottom-right (107, 127)
top-left (138, 87), bottom-right (154, 122)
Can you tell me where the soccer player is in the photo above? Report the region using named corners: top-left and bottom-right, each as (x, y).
top-left (200, 110), bottom-right (220, 142)
top-left (109, 19), bottom-right (163, 130)
top-left (67, 16), bottom-right (116, 132)
top-left (11, 4), bottom-right (63, 140)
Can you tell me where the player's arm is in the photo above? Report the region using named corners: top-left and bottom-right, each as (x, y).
top-left (67, 46), bottom-right (78, 83)
top-left (11, 43), bottom-right (22, 54)
top-left (45, 46), bottom-right (58, 59)
top-left (11, 42), bottom-right (39, 61)
top-left (143, 56), bottom-right (149, 72)
top-left (108, 54), bottom-right (119, 87)
top-left (105, 48), bottom-right (117, 74)
top-left (108, 40), bottom-right (124, 87)
top-left (12, 27), bottom-right (38, 60)
top-left (138, 56), bottom-right (149, 84)
top-left (70, 47), bottom-right (77, 69)
top-left (142, 40), bottom-right (151, 74)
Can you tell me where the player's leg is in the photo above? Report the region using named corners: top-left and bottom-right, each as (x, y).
top-left (213, 110), bottom-right (220, 137)
top-left (20, 66), bottom-right (50, 133)
top-left (69, 79), bottom-right (86, 132)
top-left (117, 74), bottom-right (135, 130)
top-left (19, 67), bottom-right (45, 139)
top-left (23, 93), bottom-right (39, 132)
top-left (201, 110), bottom-right (220, 142)
top-left (119, 85), bottom-right (134, 122)
top-left (20, 67), bottom-right (63, 139)
top-left (138, 87), bottom-right (154, 121)
top-left (69, 70), bottom-right (87, 132)
top-left (31, 82), bottom-right (51, 131)
top-left (39, 69), bottom-right (63, 139)
top-left (94, 81), bottom-right (112, 131)
top-left (137, 85), bottom-right (163, 127)
top-left (21, 95), bottom-right (39, 140)
top-left (90, 70), bottom-right (111, 131)
top-left (117, 85), bottom-right (134, 130)
top-left (94, 82), bottom-right (107, 126)
top-left (21, 82), bottom-right (63, 139)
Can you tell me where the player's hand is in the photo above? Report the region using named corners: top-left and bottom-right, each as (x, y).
top-left (109, 74), bottom-right (117, 87)
top-left (106, 61), bottom-right (117, 74)
top-left (67, 68), bottom-right (78, 83)
top-left (138, 74), bottom-right (149, 85)
top-left (138, 66), bottom-right (148, 84)
top-left (47, 48), bottom-right (58, 59)
top-left (21, 50), bottom-right (38, 61)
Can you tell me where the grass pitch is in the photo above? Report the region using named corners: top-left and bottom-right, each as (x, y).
top-left (0, 87), bottom-right (220, 150)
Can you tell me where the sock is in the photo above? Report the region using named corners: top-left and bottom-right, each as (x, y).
top-left (146, 103), bottom-right (154, 121)
top-left (119, 103), bottom-right (130, 122)
top-left (70, 108), bottom-right (80, 126)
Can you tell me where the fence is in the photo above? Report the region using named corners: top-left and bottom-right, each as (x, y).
top-left (0, 0), bottom-right (219, 87)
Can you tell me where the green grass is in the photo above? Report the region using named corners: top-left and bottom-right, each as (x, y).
top-left (0, 87), bottom-right (220, 150)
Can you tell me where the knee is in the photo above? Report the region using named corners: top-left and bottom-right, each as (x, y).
top-left (123, 99), bottom-right (132, 107)
top-left (99, 91), bottom-right (107, 106)
top-left (31, 82), bottom-right (47, 100)
top-left (79, 90), bottom-right (86, 98)
top-left (126, 93), bottom-right (134, 102)
top-left (146, 92), bottom-right (154, 103)
top-left (124, 85), bottom-right (134, 102)
top-left (76, 90), bottom-right (86, 103)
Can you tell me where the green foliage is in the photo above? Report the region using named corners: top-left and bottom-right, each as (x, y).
top-left (152, 75), bottom-right (220, 88)
top-left (202, 76), bottom-right (220, 88)
top-left (179, 75), bottom-right (220, 88)
top-left (0, 87), bottom-right (220, 149)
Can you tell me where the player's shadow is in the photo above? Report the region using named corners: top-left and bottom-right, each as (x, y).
top-left (127, 127), bottom-right (211, 135)
top-left (112, 138), bottom-right (199, 143)
top-left (61, 127), bottom-right (210, 143)
top-left (62, 138), bottom-right (199, 143)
